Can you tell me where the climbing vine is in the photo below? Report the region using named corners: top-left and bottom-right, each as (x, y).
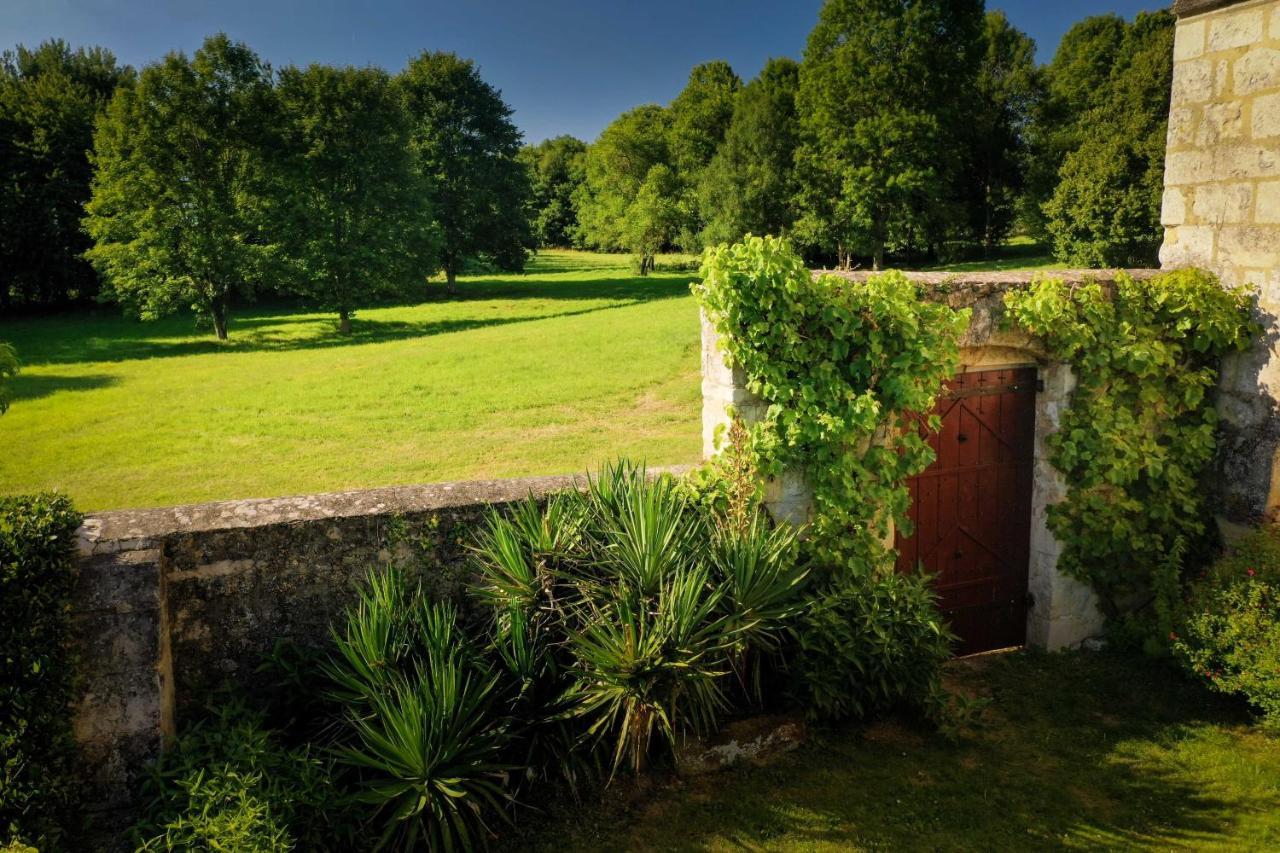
top-left (695, 235), bottom-right (968, 570)
top-left (1004, 269), bottom-right (1257, 621)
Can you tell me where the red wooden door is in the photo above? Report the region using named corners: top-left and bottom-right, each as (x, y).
top-left (895, 367), bottom-right (1037, 656)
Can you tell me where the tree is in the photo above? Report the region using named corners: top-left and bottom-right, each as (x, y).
top-left (519, 135), bottom-right (587, 248)
top-left (1024, 14), bottom-right (1128, 234)
top-left (796, 0), bottom-right (985, 269)
top-left (1043, 11), bottom-right (1174, 267)
top-left (574, 104), bottom-right (673, 267)
top-left (698, 58), bottom-right (801, 247)
top-left (961, 12), bottom-right (1042, 255)
top-left (0, 342), bottom-right (16, 415)
top-left (626, 164), bottom-right (683, 274)
top-left (84, 35), bottom-right (275, 340)
top-left (0, 41), bottom-right (130, 311)
top-left (667, 61), bottom-right (741, 248)
top-left (397, 52), bottom-right (533, 295)
top-left (274, 65), bottom-right (434, 334)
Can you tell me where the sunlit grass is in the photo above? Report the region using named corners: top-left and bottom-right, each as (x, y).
top-left (0, 251), bottom-right (702, 510)
top-left (508, 652), bottom-right (1280, 852)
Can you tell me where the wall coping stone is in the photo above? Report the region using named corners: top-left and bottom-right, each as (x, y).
top-left (79, 468), bottom-right (691, 553)
top-left (1173, 0), bottom-right (1265, 18)
top-left (816, 268), bottom-right (1160, 288)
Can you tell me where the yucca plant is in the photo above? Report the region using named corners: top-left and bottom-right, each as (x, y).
top-left (326, 571), bottom-right (514, 852)
top-left (708, 512), bottom-right (809, 701)
top-left (585, 463), bottom-right (705, 597)
top-left (565, 566), bottom-right (730, 775)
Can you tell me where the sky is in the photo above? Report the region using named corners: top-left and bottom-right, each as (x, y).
top-left (3, 1), bottom-right (1168, 144)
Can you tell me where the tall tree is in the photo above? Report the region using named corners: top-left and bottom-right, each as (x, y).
top-left (962, 12), bottom-right (1042, 256)
top-left (625, 164), bottom-right (683, 274)
top-left (84, 35), bottom-right (275, 340)
top-left (574, 104), bottom-right (673, 269)
top-left (667, 61), bottom-right (741, 248)
top-left (1043, 11), bottom-right (1174, 267)
top-left (397, 52), bottom-right (533, 295)
top-left (796, 0), bottom-right (985, 269)
top-left (273, 65), bottom-right (434, 334)
top-left (519, 135), bottom-right (587, 248)
top-left (0, 41), bottom-right (130, 311)
top-left (1023, 14), bottom-right (1128, 235)
top-left (698, 57), bottom-right (801, 247)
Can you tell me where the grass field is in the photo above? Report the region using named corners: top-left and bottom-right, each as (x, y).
top-left (0, 251), bottom-right (703, 510)
top-left (509, 651), bottom-right (1280, 852)
top-left (0, 244), bottom-right (1071, 512)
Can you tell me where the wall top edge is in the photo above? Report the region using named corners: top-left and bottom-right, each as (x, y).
top-left (80, 467), bottom-right (692, 546)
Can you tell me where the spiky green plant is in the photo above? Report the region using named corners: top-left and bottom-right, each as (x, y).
top-left (708, 513), bottom-right (809, 699)
top-left (566, 566), bottom-right (730, 775)
top-left (326, 572), bottom-right (513, 851)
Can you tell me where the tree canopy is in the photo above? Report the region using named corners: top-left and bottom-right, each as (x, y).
top-left (397, 52), bottom-right (533, 293)
top-left (1042, 11), bottom-right (1174, 266)
top-left (84, 35), bottom-right (276, 340)
top-left (0, 41), bottom-right (131, 310)
top-left (698, 57), bottom-right (801, 248)
top-left (519, 135), bottom-right (587, 248)
top-left (274, 64), bottom-right (435, 334)
top-left (795, 0), bottom-right (985, 269)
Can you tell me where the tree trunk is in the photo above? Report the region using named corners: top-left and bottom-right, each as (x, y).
top-left (211, 302), bottom-right (228, 341)
top-left (872, 241), bottom-right (885, 272)
top-left (445, 265), bottom-right (459, 296)
top-left (338, 309), bottom-right (351, 335)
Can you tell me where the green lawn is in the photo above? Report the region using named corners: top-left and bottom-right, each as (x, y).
top-left (0, 251), bottom-right (703, 510)
top-left (509, 652), bottom-right (1280, 852)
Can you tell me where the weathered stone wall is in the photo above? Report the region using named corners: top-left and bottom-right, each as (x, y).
top-left (700, 269), bottom-right (1159, 652)
top-left (1164, 0), bottom-right (1280, 522)
top-left (72, 473), bottom-right (626, 844)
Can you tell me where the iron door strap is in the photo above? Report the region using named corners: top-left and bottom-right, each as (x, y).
top-left (942, 377), bottom-right (1044, 400)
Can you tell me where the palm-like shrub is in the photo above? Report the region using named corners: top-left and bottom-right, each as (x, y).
top-left (708, 514), bottom-right (808, 699)
top-left (566, 566), bottom-right (730, 774)
top-left (324, 571), bottom-right (513, 851)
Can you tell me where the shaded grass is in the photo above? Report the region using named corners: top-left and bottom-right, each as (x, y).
top-left (508, 651), bottom-right (1280, 852)
top-left (0, 251), bottom-right (702, 510)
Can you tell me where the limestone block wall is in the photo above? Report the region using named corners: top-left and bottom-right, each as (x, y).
top-left (700, 270), bottom-right (1160, 652)
top-left (1163, 0), bottom-right (1280, 521)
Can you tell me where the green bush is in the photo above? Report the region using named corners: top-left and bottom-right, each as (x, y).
top-left (0, 493), bottom-right (82, 848)
top-left (1174, 527), bottom-right (1280, 731)
top-left (131, 698), bottom-right (353, 852)
top-left (798, 568), bottom-right (955, 722)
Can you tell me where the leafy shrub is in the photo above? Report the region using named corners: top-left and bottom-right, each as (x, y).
top-left (798, 568), bottom-right (954, 722)
top-left (0, 493), bottom-right (82, 847)
top-left (1174, 527), bottom-right (1280, 731)
top-left (131, 697), bottom-right (352, 852)
top-left (324, 570), bottom-right (513, 850)
top-left (695, 235), bottom-right (967, 569)
top-left (1004, 269), bottom-right (1256, 625)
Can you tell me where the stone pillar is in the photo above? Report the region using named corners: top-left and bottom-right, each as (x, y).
top-left (1162, 0), bottom-right (1280, 523)
top-left (701, 311), bottom-right (813, 524)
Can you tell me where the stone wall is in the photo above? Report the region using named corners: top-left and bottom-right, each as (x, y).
top-left (701, 269), bottom-right (1159, 652)
top-left (71, 473), bottom-right (614, 844)
top-left (1163, 0), bottom-right (1280, 522)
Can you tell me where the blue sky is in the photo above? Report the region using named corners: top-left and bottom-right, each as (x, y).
top-left (3, 1), bottom-right (1166, 143)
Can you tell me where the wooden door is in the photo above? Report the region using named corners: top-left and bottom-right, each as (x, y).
top-left (895, 367), bottom-right (1037, 655)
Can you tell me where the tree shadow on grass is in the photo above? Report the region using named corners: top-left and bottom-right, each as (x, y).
top-left (509, 652), bottom-right (1270, 852)
top-left (1, 273), bottom-right (695, 367)
top-left (8, 372), bottom-right (118, 404)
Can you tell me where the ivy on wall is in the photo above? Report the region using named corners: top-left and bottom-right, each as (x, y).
top-left (1004, 269), bottom-right (1257, 621)
top-left (695, 235), bottom-right (968, 569)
